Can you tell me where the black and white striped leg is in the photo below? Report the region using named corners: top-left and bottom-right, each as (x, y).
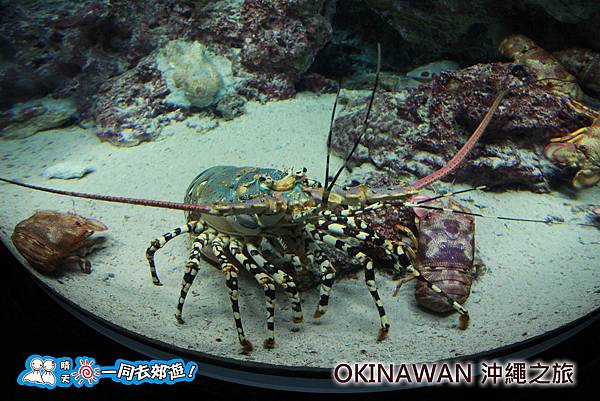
top-left (146, 221), bottom-right (204, 285)
top-left (406, 264), bottom-right (470, 329)
top-left (174, 229), bottom-right (215, 324)
top-left (261, 238), bottom-right (303, 272)
top-left (307, 225), bottom-right (390, 340)
top-left (210, 235), bottom-right (253, 351)
top-left (245, 243), bottom-right (303, 324)
top-left (317, 216), bottom-right (468, 327)
top-left (229, 238), bottom-right (277, 349)
top-left (304, 239), bottom-right (336, 318)
top-left (333, 217), bottom-right (468, 326)
top-left (332, 215), bottom-right (416, 271)
top-left (313, 217), bottom-right (402, 266)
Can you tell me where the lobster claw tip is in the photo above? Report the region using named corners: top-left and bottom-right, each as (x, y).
top-left (459, 314), bottom-right (470, 330)
top-left (543, 142), bottom-right (576, 164)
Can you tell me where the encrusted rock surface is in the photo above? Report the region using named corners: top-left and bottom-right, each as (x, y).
top-left (234, 0), bottom-right (332, 101)
top-left (331, 63), bottom-right (594, 192)
top-left (0, 97), bottom-right (78, 139)
top-left (0, 0), bottom-right (199, 113)
top-left (0, 0), bottom-right (331, 114)
top-left (93, 40), bottom-right (245, 146)
top-left (362, 0), bottom-right (600, 69)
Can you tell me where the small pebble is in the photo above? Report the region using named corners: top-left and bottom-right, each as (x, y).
top-left (41, 163), bottom-right (94, 179)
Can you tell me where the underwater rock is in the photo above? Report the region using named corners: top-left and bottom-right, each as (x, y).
top-left (0, 97), bottom-right (78, 139)
top-left (331, 62), bottom-right (593, 192)
top-left (236, 0), bottom-right (332, 100)
top-left (4, 0), bottom-right (600, 112)
top-left (41, 163), bottom-right (95, 180)
top-left (185, 116), bottom-right (219, 135)
top-left (196, 0), bottom-right (245, 52)
top-left (156, 41), bottom-right (229, 109)
top-left (214, 92), bottom-right (247, 121)
top-left (94, 40), bottom-right (241, 146)
top-left (553, 48), bottom-right (600, 96)
top-left (0, 0), bottom-right (200, 114)
top-left (526, 0), bottom-right (600, 24)
top-left (297, 73), bottom-right (339, 94)
top-left (316, 0), bottom-right (600, 82)
top-left (498, 34), bottom-right (583, 100)
top-left (93, 54), bottom-right (181, 146)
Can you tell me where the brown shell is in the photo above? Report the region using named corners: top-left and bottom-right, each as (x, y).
top-left (11, 211), bottom-right (107, 273)
top-left (415, 268), bottom-right (473, 312)
top-left (545, 116), bottom-right (600, 188)
top-left (498, 34), bottom-right (582, 100)
top-left (553, 48), bottom-right (600, 94)
top-left (415, 203), bottom-right (475, 313)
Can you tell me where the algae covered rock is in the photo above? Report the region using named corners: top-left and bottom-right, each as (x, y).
top-left (0, 0), bottom-right (200, 113)
top-left (235, 0), bottom-right (332, 100)
top-left (331, 62), bottom-right (592, 192)
top-left (157, 40), bottom-right (229, 109)
top-left (0, 97), bottom-right (78, 139)
top-left (94, 40), bottom-right (242, 146)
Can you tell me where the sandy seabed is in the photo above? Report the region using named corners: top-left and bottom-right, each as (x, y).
top-left (1, 92), bottom-right (599, 369)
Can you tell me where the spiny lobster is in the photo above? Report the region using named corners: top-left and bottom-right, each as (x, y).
top-left (0, 47), bottom-right (532, 352)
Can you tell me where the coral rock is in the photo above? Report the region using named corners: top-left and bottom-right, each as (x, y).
top-left (157, 41), bottom-right (227, 109)
top-left (94, 40), bottom-right (241, 146)
top-left (0, 97), bottom-right (77, 139)
top-left (93, 55), bottom-right (182, 146)
top-left (331, 62), bottom-right (593, 192)
top-left (237, 0), bottom-right (332, 100)
top-left (0, 0), bottom-right (201, 114)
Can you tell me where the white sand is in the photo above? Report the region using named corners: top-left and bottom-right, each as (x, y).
top-left (1, 92), bottom-right (599, 368)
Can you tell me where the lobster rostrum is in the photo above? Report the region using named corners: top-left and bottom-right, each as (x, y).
top-left (0, 47), bottom-right (556, 352)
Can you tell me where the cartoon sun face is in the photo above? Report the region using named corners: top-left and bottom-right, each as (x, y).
top-left (71, 358), bottom-right (101, 386)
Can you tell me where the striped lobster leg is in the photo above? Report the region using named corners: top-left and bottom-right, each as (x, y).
top-left (209, 235), bottom-right (253, 352)
top-left (174, 229), bottom-right (216, 324)
top-left (146, 221), bottom-right (205, 285)
top-left (245, 242), bottom-right (304, 324)
top-left (228, 237), bottom-right (278, 349)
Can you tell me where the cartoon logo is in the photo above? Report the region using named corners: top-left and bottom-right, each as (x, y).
top-left (72, 358), bottom-right (101, 387)
top-left (17, 355), bottom-right (198, 389)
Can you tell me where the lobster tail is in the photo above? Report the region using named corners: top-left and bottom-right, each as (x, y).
top-left (415, 269), bottom-right (473, 313)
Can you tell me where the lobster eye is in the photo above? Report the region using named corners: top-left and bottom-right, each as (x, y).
top-left (234, 214), bottom-right (258, 229)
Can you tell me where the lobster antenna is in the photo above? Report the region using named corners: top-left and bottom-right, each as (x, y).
top-left (323, 84), bottom-right (342, 195)
top-left (0, 177), bottom-right (270, 215)
top-left (415, 186), bottom-right (488, 204)
top-left (323, 42), bottom-right (381, 205)
top-left (403, 201), bottom-right (597, 228)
